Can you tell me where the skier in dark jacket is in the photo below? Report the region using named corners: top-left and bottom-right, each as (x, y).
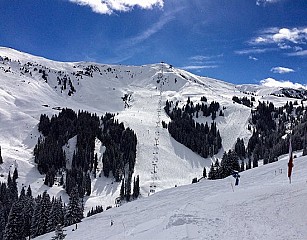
top-left (232, 171), bottom-right (240, 186)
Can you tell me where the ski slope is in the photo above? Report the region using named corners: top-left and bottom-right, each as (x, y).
top-left (0, 47), bottom-right (299, 212)
top-left (36, 153), bottom-right (307, 240)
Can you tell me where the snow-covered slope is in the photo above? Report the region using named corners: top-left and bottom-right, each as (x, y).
top-left (0, 47), bottom-right (299, 211)
top-left (36, 153), bottom-right (307, 240)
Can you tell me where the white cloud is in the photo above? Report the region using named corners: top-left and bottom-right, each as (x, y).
top-left (247, 27), bottom-right (307, 56)
top-left (270, 66), bottom-right (295, 74)
top-left (260, 78), bottom-right (306, 89)
top-left (181, 65), bottom-right (218, 70)
top-left (277, 43), bottom-right (291, 49)
top-left (273, 28), bottom-right (301, 43)
top-left (184, 54), bottom-right (223, 70)
top-left (287, 50), bottom-right (307, 57)
top-left (249, 27), bottom-right (307, 46)
top-left (119, 8), bottom-right (179, 49)
top-left (294, 46), bottom-right (303, 52)
top-left (253, 36), bottom-right (270, 44)
top-left (189, 54), bottom-right (223, 62)
top-left (256, 0), bottom-right (282, 6)
top-left (234, 48), bottom-right (275, 55)
top-left (128, 14), bottom-right (172, 45)
top-left (248, 56), bottom-right (258, 61)
top-left (189, 55), bottom-right (211, 62)
top-left (69, 0), bottom-right (164, 14)
top-left (106, 7), bottom-right (181, 63)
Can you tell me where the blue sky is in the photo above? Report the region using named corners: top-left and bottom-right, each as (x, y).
top-left (0, 0), bottom-right (306, 86)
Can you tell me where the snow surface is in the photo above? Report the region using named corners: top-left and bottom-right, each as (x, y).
top-left (0, 47), bottom-right (302, 219)
top-left (36, 153), bottom-right (307, 240)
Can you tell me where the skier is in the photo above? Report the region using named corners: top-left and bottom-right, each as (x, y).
top-left (235, 175), bottom-right (240, 186)
top-left (232, 170), bottom-right (240, 186)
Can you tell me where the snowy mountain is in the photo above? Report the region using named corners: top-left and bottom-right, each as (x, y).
top-left (0, 47), bottom-right (305, 239)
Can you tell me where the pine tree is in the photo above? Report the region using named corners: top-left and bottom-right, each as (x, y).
top-left (253, 152), bottom-right (259, 168)
top-left (247, 157), bottom-right (252, 170)
top-left (8, 174), bottom-right (18, 204)
top-left (30, 196), bottom-right (41, 238)
top-left (26, 185), bottom-right (32, 198)
top-left (0, 146), bottom-right (3, 164)
top-left (36, 191), bottom-right (52, 236)
top-left (65, 187), bottom-right (83, 226)
top-left (218, 150), bottom-right (240, 178)
top-left (216, 130), bottom-right (222, 150)
top-left (208, 163), bottom-right (216, 180)
top-left (3, 200), bottom-right (25, 240)
top-left (0, 203), bottom-right (6, 240)
top-left (202, 167), bottom-right (207, 178)
top-left (84, 172), bottom-right (91, 196)
top-left (47, 198), bottom-right (64, 233)
top-left (133, 175), bottom-right (140, 199)
top-left (120, 179), bottom-right (125, 200)
top-left (19, 187), bottom-right (25, 200)
top-left (125, 177), bottom-right (131, 202)
top-left (21, 195), bottom-right (34, 239)
top-left (240, 160), bottom-right (245, 172)
top-left (12, 168), bottom-right (18, 182)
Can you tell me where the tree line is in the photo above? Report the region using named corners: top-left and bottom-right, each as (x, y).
top-left (232, 96), bottom-right (255, 108)
top-left (163, 97), bottom-right (223, 158)
top-left (0, 170), bottom-right (83, 239)
top-left (247, 101), bottom-right (307, 165)
top-left (207, 100), bottom-right (307, 180)
top-left (34, 108), bottom-right (138, 199)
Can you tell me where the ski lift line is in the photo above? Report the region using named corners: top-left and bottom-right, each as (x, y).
top-left (149, 62), bottom-right (165, 195)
